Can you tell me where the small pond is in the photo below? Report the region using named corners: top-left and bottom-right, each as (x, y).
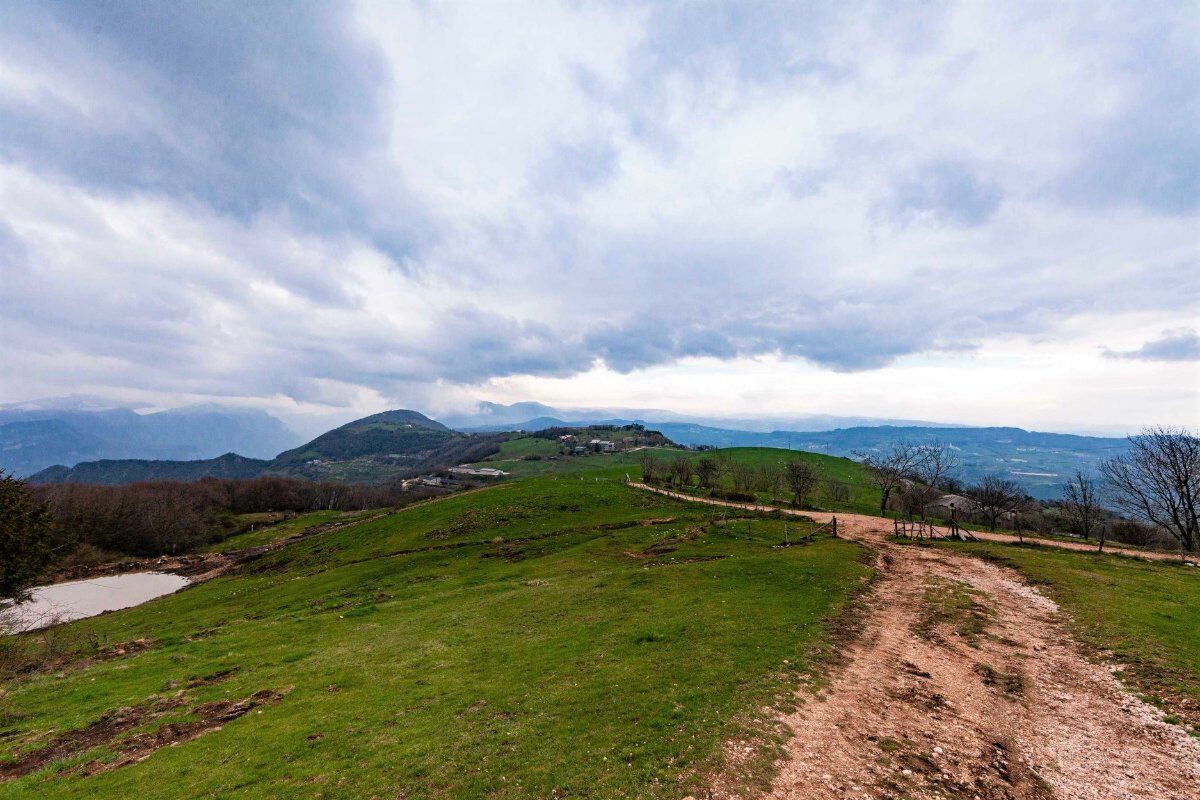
top-left (1, 572), bottom-right (190, 633)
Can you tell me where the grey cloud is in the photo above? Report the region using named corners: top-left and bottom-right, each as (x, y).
top-left (1104, 330), bottom-right (1200, 362)
top-left (1056, 8), bottom-right (1200, 214)
top-left (0, 1), bottom-right (1197, 413)
top-left (884, 160), bottom-right (1002, 227)
top-left (0, 1), bottom-right (426, 262)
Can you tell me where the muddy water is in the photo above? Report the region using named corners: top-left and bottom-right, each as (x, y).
top-left (1, 572), bottom-right (189, 633)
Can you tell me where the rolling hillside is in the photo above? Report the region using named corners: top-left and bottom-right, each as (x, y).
top-left (0, 472), bottom-right (868, 798)
top-left (30, 410), bottom-right (503, 486)
top-left (269, 410), bottom-right (500, 482)
top-left (29, 453), bottom-right (271, 486)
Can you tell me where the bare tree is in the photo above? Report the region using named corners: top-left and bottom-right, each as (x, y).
top-left (729, 461), bottom-right (756, 494)
top-left (969, 475), bottom-right (1025, 532)
top-left (784, 461), bottom-right (820, 507)
top-left (670, 456), bottom-right (695, 488)
top-left (1061, 471), bottom-right (1105, 550)
top-left (1101, 426), bottom-right (1199, 552)
top-left (855, 443), bottom-right (931, 515)
top-left (823, 477), bottom-right (851, 505)
top-left (912, 442), bottom-right (959, 520)
top-left (639, 451), bottom-right (661, 484)
top-left (695, 456), bottom-right (719, 490)
top-left (755, 463), bottom-right (785, 503)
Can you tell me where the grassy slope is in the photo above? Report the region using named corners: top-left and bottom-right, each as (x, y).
top-left (1, 474), bottom-right (868, 799)
top-left (206, 510), bottom-right (373, 554)
top-left (691, 447), bottom-right (882, 515)
top-left (942, 540), bottom-right (1200, 730)
top-left (475, 442), bottom-right (883, 516)
top-left (471, 440), bottom-right (661, 479)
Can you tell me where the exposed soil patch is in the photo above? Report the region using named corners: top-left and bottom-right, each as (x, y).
top-left (632, 486), bottom-right (1200, 800)
top-left (0, 693), bottom-right (188, 780)
top-left (764, 518), bottom-right (1200, 800)
top-left (80, 689), bottom-right (286, 776)
top-left (0, 687), bottom-right (286, 782)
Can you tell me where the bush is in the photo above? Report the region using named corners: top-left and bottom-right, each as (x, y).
top-left (712, 489), bottom-right (755, 503)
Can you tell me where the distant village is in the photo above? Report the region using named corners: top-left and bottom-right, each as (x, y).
top-left (402, 424), bottom-right (670, 490)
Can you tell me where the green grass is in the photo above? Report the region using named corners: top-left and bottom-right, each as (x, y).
top-left (940, 540), bottom-right (1200, 727)
top-left (470, 443), bottom-right (672, 480)
top-left (0, 474), bottom-right (868, 798)
top-left (638, 447), bottom-right (882, 516)
top-left (206, 510), bottom-right (374, 553)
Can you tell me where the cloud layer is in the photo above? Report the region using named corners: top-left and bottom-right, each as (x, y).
top-left (0, 1), bottom-right (1196, 421)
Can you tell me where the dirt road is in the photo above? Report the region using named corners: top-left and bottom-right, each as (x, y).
top-left (630, 484), bottom-right (1195, 565)
top-left (631, 484), bottom-right (1200, 799)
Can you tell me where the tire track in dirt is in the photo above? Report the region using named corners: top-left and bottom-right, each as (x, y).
top-left (629, 484), bottom-right (1200, 799)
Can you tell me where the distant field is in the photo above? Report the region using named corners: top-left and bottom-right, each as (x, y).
top-left (941, 540), bottom-right (1200, 732)
top-left (471, 437), bottom-right (667, 478)
top-left (473, 441), bottom-right (883, 516)
top-left (0, 473), bottom-right (868, 799)
top-left (680, 447), bottom-right (882, 515)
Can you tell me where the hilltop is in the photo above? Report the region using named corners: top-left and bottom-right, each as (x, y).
top-left (29, 410), bottom-right (503, 486)
top-left (28, 453), bottom-right (270, 486)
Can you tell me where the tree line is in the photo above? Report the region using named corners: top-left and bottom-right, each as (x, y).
top-left (639, 450), bottom-right (850, 507)
top-left (1, 474), bottom-right (442, 600)
top-left (642, 426), bottom-right (1199, 553)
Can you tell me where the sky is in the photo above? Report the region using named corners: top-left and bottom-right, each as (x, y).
top-left (0, 0), bottom-right (1197, 434)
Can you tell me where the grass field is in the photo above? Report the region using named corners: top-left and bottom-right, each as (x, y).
top-left (940, 540), bottom-right (1200, 733)
top-left (206, 511), bottom-right (371, 553)
top-left (0, 474), bottom-right (869, 799)
top-left (475, 442), bottom-right (884, 517)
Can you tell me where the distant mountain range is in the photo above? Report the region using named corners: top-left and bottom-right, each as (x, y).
top-left (28, 409), bottom-right (501, 486)
top-left (0, 403), bottom-right (302, 477)
top-left (442, 403), bottom-right (1132, 500)
top-left (442, 401), bottom-right (963, 434)
top-left (21, 398), bottom-right (1136, 499)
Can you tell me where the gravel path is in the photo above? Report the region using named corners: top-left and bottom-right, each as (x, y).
top-left (630, 484), bottom-right (1200, 799)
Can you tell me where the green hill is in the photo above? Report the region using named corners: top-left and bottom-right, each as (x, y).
top-left (30, 411), bottom-right (504, 486)
top-left (0, 473), bottom-right (868, 798)
top-left (28, 453), bottom-right (271, 486)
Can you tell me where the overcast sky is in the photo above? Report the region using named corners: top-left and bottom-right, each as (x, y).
top-left (0, 1), bottom-right (1197, 432)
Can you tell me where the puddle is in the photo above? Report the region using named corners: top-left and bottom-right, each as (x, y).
top-left (1, 572), bottom-right (190, 633)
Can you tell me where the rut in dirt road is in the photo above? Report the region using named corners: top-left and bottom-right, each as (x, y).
top-left (765, 515), bottom-right (1200, 800)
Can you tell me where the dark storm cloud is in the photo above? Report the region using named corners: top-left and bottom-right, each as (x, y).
top-left (0, 1), bottom-right (427, 260)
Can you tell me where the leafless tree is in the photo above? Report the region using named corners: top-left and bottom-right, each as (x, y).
top-left (730, 461), bottom-right (756, 494)
top-left (695, 456), bottom-right (719, 489)
top-left (639, 451), bottom-right (660, 484)
top-left (784, 461), bottom-right (820, 507)
top-left (1101, 426), bottom-right (1199, 552)
top-left (670, 456), bottom-right (695, 488)
top-left (911, 442), bottom-right (959, 520)
top-left (1061, 471), bottom-right (1105, 550)
top-left (823, 477), bottom-right (851, 505)
top-left (855, 443), bottom-right (931, 515)
top-left (969, 475), bottom-right (1026, 532)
